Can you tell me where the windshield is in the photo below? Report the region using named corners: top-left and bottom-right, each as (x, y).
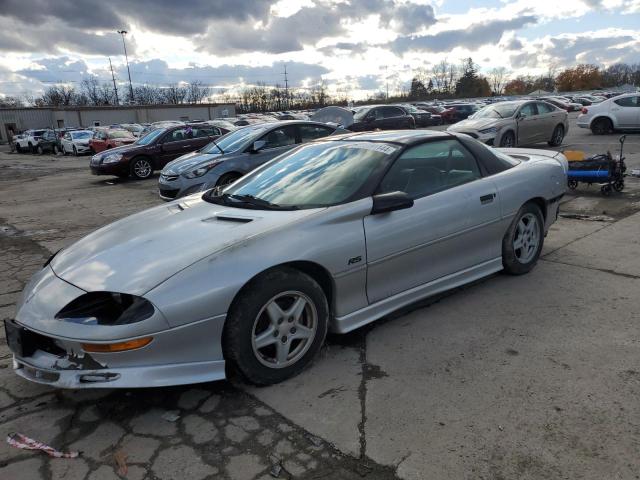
top-left (135, 128), bottom-right (165, 145)
top-left (71, 131), bottom-right (92, 139)
top-left (353, 107), bottom-right (371, 121)
top-left (214, 141), bottom-right (397, 209)
top-left (472, 104), bottom-right (518, 119)
top-left (109, 130), bottom-right (133, 139)
top-left (200, 125), bottom-right (265, 154)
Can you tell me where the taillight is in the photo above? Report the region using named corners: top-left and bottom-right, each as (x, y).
top-left (581, 107), bottom-right (588, 114)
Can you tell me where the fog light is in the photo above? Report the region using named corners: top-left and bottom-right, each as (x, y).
top-left (82, 336), bottom-right (153, 353)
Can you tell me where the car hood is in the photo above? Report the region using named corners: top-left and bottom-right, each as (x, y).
top-left (163, 151), bottom-right (224, 175)
top-left (50, 197), bottom-right (320, 296)
top-left (448, 117), bottom-right (504, 131)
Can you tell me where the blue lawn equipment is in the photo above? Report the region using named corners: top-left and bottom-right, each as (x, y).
top-left (567, 135), bottom-right (627, 196)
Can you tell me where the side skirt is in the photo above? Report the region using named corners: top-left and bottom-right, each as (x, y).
top-left (331, 257), bottom-right (503, 334)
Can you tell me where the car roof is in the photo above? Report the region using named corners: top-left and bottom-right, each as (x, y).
top-left (326, 129), bottom-right (451, 145)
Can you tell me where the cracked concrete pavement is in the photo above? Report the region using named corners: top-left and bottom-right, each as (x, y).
top-left (1, 123), bottom-right (639, 479)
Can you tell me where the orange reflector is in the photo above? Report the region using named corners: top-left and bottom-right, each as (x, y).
top-left (82, 337), bottom-right (153, 353)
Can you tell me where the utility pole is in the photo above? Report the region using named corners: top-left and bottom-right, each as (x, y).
top-left (283, 64), bottom-right (289, 110)
top-left (108, 57), bottom-right (119, 105)
top-left (117, 30), bottom-right (134, 103)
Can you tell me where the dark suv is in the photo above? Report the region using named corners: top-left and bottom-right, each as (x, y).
top-left (89, 124), bottom-right (222, 180)
top-left (350, 105), bottom-right (415, 131)
top-left (33, 129), bottom-right (61, 155)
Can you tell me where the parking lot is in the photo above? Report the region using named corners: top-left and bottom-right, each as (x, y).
top-left (1, 116), bottom-right (640, 480)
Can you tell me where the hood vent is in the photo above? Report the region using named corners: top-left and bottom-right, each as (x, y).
top-left (201, 215), bottom-right (253, 224)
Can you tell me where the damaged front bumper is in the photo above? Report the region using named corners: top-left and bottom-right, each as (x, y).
top-left (9, 265), bottom-right (227, 389)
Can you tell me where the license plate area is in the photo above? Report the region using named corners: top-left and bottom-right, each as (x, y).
top-left (4, 320), bottom-right (38, 357)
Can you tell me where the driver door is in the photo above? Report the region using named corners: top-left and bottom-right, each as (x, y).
top-left (364, 139), bottom-right (501, 303)
top-left (516, 102), bottom-right (539, 146)
top-left (245, 125), bottom-right (298, 170)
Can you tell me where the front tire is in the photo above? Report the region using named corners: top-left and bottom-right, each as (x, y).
top-left (223, 267), bottom-right (329, 385)
top-left (73, 146), bottom-right (78, 156)
top-left (502, 203), bottom-right (544, 275)
top-left (130, 157), bottom-right (153, 180)
top-left (216, 172), bottom-right (242, 188)
top-left (499, 131), bottom-right (515, 148)
top-left (52, 144), bottom-right (59, 155)
top-left (36, 145), bottom-right (44, 155)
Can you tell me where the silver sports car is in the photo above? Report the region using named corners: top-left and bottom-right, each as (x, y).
top-left (7, 130), bottom-right (567, 388)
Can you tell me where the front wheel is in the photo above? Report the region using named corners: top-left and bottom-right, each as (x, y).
top-left (131, 157), bottom-right (153, 180)
top-left (73, 146), bottom-right (78, 156)
top-left (223, 268), bottom-right (329, 385)
top-left (502, 203), bottom-right (544, 275)
top-left (36, 145), bottom-right (44, 155)
top-left (499, 131), bottom-right (515, 148)
top-left (52, 145), bottom-right (59, 155)
top-left (613, 180), bottom-right (624, 192)
top-left (216, 172), bottom-right (241, 188)
top-left (568, 179), bottom-right (578, 190)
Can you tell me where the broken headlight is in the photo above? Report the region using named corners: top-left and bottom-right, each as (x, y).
top-left (55, 292), bottom-right (155, 326)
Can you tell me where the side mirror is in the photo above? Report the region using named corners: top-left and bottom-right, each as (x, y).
top-left (371, 191), bottom-right (414, 215)
top-left (250, 140), bottom-right (266, 153)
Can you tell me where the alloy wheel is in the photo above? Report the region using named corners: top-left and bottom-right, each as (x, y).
top-left (513, 213), bottom-right (540, 264)
top-left (133, 159), bottom-right (152, 179)
top-left (251, 291), bottom-right (318, 369)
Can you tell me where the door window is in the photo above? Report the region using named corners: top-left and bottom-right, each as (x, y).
top-left (165, 128), bottom-right (189, 143)
top-left (519, 103), bottom-right (538, 117)
top-left (536, 102), bottom-right (554, 114)
top-left (378, 139), bottom-right (481, 199)
top-left (614, 96), bottom-right (639, 107)
top-left (381, 106), bottom-right (403, 118)
top-left (259, 126), bottom-right (297, 149)
top-left (299, 125), bottom-right (334, 142)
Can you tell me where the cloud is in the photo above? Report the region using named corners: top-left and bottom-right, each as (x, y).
top-left (387, 16), bottom-right (538, 53)
top-left (18, 58), bottom-right (91, 83)
top-left (545, 34), bottom-right (635, 63)
top-left (196, 0), bottom-right (436, 55)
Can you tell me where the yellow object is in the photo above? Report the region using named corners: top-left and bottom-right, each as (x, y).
top-left (564, 150), bottom-right (585, 161)
top-left (82, 337), bottom-right (153, 353)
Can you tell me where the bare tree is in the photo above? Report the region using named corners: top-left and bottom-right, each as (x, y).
top-left (488, 67), bottom-right (508, 95)
top-left (186, 81), bottom-right (210, 104)
top-left (80, 77), bottom-right (102, 105)
top-left (163, 84), bottom-right (188, 104)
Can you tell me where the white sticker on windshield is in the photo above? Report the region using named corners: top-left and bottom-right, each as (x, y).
top-left (345, 142), bottom-right (399, 155)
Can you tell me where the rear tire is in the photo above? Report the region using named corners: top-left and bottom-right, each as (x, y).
top-left (223, 267), bottom-right (329, 385)
top-left (591, 118), bottom-right (612, 135)
top-left (36, 145), bottom-right (44, 155)
top-left (548, 125), bottom-right (564, 146)
top-left (502, 202), bottom-right (544, 275)
top-left (52, 145), bottom-right (59, 155)
top-left (16, 144), bottom-right (22, 153)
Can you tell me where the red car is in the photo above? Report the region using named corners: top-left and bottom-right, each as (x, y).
top-left (90, 129), bottom-right (136, 153)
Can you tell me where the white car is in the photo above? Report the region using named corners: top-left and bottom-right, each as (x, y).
top-left (577, 93), bottom-right (640, 134)
top-left (15, 129), bottom-right (46, 153)
top-left (60, 130), bottom-right (94, 155)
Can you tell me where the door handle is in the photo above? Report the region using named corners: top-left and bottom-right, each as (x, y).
top-left (480, 193), bottom-right (496, 204)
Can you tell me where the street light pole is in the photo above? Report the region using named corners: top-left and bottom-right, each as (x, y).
top-left (117, 30), bottom-right (134, 103)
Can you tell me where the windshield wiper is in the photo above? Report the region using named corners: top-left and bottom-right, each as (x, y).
top-left (224, 193), bottom-right (298, 210)
top-left (210, 139), bottom-right (224, 155)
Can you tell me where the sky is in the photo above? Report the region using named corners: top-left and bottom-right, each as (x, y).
top-left (0, 0), bottom-right (638, 101)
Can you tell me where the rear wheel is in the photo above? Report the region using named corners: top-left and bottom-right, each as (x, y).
top-left (52, 144), bottom-right (59, 155)
top-left (613, 179), bottom-right (624, 192)
top-left (502, 203), bottom-right (544, 275)
top-left (36, 144), bottom-right (44, 155)
top-left (223, 268), bottom-right (329, 385)
top-left (568, 179), bottom-right (578, 190)
top-left (499, 131), bottom-right (515, 148)
top-left (548, 125), bottom-right (564, 146)
top-left (591, 118), bottom-right (612, 135)
top-left (131, 157), bottom-right (153, 180)
top-left (16, 144), bottom-right (22, 153)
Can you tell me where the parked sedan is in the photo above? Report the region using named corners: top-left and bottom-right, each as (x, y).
top-left (7, 130), bottom-right (567, 389)
top-left (90, 124), bottom-right (220, 180)
top-left (350, 105), bottom-right (415, 131)
top-left (443, 103), bottom-right (478, 122)
top-left (61, 130), bottom-right (94, 156)
top-left (159, 121), bottom-right (348, 200)
top-left (447, 100), bottom-right (569, 147)
top-left (577, 92), bottom-right (640, 134)
top-left (89, 129), bottom-right (136, 153)
top-left (397, 104), bottom-right (442, 127)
